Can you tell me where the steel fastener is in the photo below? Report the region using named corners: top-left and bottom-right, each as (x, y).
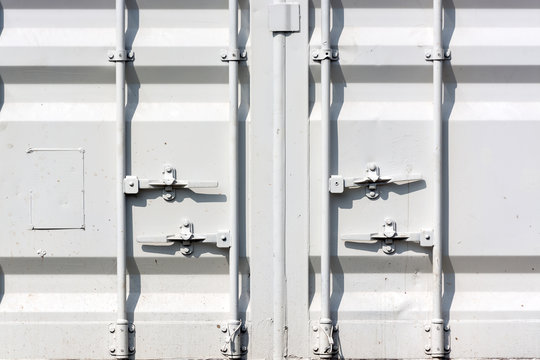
top-left (424, 325), bottom-right (431, 332)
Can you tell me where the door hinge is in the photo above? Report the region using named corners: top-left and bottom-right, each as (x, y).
top-left (342, 218), bottom-right (433, 254)
top-left (424, 320), bottom-right (451, 357)
top-left (220, 320), bottom-right (247, 359)
top-left (329, 162), bottom-right (422, 199)
top-left (312, 319), bottom-right (339, 359)
top-left (108, 322), bottom-right (135, 358)
top-left (124, 164), bottom-right (218, 201)
top-left (268, 3), bottom-right (300, 32)
top-left (137, 219), bottom-right (230, 255)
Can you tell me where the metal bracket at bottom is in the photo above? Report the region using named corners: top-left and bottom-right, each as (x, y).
top-left (108, 322), bottom-right (135, 358)
top-left (220, 320), bottom-right (247, 359)
top-left (312, 319), bottom-right (339, 359)
top-left (424, 319), bottom-right (450, 357)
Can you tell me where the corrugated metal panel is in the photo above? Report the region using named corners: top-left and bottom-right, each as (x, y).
top-left (0, 0), bottom-right (539, 359)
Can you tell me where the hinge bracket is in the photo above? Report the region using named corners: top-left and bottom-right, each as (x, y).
top-left (424, 320), bottom-right (451, 357)
top-left (108, 322), bottom-right (135, 358)
top-left (425, 48), bottom-right (451, 61)
top-left (137, 219), bottom-right (230, 255)
top-left (311, 319), bottom-right (339, 359)
top-left (220, 320), bottom-right (247, 359)
top-left (268, 3), bottom-right (300, 32)
top-left (107, 50), bottom-right (135, 62)
top-left (220, 49), bottom-right (247, 62)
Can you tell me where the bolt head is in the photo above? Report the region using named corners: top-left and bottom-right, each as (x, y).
top-left (424, 325), bottom-right (431, 332)
top-left (183, 219), bottom-right (190, 227)
top-left (333, 324), bottom-right (339, 332)
top-left (445, 50), bottom-right (451, 58)
top-left (220, 324), bottom-right (227, 333)
top-left (128, 181), bottom-right (134, 187)
top-left (108, 53), bottom-right (114, 59)
top-left (445, 344), bottom-right (451, 351)
top-left (109, 324), bottom-right (115, 333)
top-left (241, 346), bottom-right (247, 352)
top-left (425, 234), bottom-right (431, 240)
top-left (313, 346), bottom-right (319, 352)
top-left (128, 324), bottom-right (135, 333)
top-left (164, 193), bottom-right (173, 200)
top-left (368, 191), bottom-right (376, 197)
top-left (109, 347), bottom-right (116, 353)
top-left (368, 163), bottom-right (377, 171)
top-left (425, 51), bottom-right (432, 58)
top-left (424, 345), bottom-right (431, 351)
top-left (444, 325), bottom-right (450, 331)
top-left (165, 166), bottom-right (172, 173)
top-left (385, 218), bottom-right (393, 226)
top-left (312, 325), bottom-right (318, 332)
top-left (129, 346), bottom-right (135, 352)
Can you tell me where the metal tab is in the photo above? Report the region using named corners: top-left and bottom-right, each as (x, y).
top-left (425, 48), bottom-right (451, 61)
top-left (107, 50), bottom-right (134, 62)
top-left (220, 49), bottom-right (247, 62)
top-left (268, 3), bottom-right (300, 32)
top-left (312, 49), bottom-right (339, 61)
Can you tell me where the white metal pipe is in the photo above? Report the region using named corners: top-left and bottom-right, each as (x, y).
top-left (320, 0), bottom-right (331, 323)
top-left (115, 0), bottom-right (129, 358)
top-left (431, 0), bottom-right (445, 357)
top-left (228, 0), bottom-right (240, 325)
top-left (272, 0), bottom-right (286, 358)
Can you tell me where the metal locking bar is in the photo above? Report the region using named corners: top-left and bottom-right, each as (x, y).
top-left (329, 162), bottom-right (422, 199)
top-left (341, 218), bottom-right (433, 254)
top-left (137, 219), bottom-right (230, 255)
top-left (124, 164), bottom-right (218, 201)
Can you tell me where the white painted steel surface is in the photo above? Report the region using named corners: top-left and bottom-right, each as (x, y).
top-left (0, 1), bottom-right (540, 359)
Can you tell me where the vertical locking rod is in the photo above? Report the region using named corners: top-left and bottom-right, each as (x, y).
top-left (272, 0), bottom-right (287, 358)
top-left (114, 0), bottom-right (129, 358)
top-left (430, 0), bottom-right (446, 357)
top-left (225, 0), bottom-right (244, 358)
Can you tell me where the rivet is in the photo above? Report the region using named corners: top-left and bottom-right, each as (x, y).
top-left (128, 181), bottom-right (134, 187)
top-left (128, 324), bottom-right (135, 333)
top-left (369, 191), bottom-right (376, 197)
top-left (425, 52), bottom-right (432, 58)
top-left (165, 166), bottom-right (172, 173)
top-left (183, 219), bottom-right (190, 227)
top-left (425, 234), bottom-right (431, 240)
top-left (221, 235), bottom-right (227, 241)
top-left (312, 326), bottom-right (318, 332)
top-left (424, 345), bottom-right (431, 351)
top-left (313, 346), bottom-right (319, 352)
top-left (129, 346), bottom-right (135, 352)
top-left (368, 163), bottom-right (377, 171)
top-left (385, 218), bottom-right (393, 226)
top-left (109, 347), bottom-right (116, 353)
top-left (424, 325), bottom-right (431, 332)
top-left (444, 325), bottom-right (450, 331)
top-left (241, 346), bottom-right (247, 352)
top-left (108, 53), bottom-right (114, 59)
top-left (445, 344), bottom-right (451, 351)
